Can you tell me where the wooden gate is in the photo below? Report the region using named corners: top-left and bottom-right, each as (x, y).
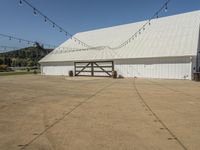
top-left (74, 61), bottom-right (114, 77)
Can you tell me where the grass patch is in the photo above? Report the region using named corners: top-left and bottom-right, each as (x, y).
top-left (0, 71), bottom-right (36, 76)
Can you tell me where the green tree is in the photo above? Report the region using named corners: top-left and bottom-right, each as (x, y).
top-left (27, 60), bottom-right (35, 67)
top-left (0, 57), bottom-right (3, 65)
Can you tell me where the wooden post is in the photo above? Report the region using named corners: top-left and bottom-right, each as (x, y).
top-left (112, 61), bottom-right (114, 71)
top-left (91, 62), bottom-right (94, 76)
top-left (74, 62), bottom-right (76, 76)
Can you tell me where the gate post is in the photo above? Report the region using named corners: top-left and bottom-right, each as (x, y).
top-left (112, 61), bottom-right (114, 71)
top-left (91, 62), bottom-right (94, 76)
top-left (74, 62), bottom-right (76, 76)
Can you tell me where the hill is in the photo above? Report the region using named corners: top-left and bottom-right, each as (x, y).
top-left (0, 46), bottom-right (53, 67)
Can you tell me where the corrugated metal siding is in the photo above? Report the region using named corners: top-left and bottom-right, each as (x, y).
top-left (42, 66), bottom-right (74, 75)
top-left (40, 10), bottom-right (200, 63)
top-left (41, 56), bottom-right (193, 79)
top-left (115, 63), bottom-right (191, 79)
top-left (114, 57), bottom-right (192, 79)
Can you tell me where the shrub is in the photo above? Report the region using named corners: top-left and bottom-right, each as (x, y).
top-left (0, 64), bottom-right (8, 72)
top-left (33, 70), bottom-right (37, 74)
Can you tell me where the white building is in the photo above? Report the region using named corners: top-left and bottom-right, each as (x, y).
top-left (39, 10), bottom-right (200, 80)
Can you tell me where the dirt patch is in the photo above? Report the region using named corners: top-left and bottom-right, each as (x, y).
top-left (0, 75), bottom-right (199, 150)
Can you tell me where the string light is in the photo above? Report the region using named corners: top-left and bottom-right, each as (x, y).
top-left (0, 33), bottom-right (93, 53)
top-left (102, 0), bottom-right (171, 50)
top-left (16, 0), bottom-right (171, 52)
top-left (19, 0), bottom-right (91, 47)
top-left (0, 33), bottom-right (57, 48)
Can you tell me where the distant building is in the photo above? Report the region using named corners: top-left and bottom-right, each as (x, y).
top-left (39, 10), bottom-right (200, 80)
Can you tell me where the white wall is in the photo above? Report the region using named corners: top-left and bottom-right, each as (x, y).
top-left (114, 57), bottom-right (193, 80)
top-left (40, 56), bottom-right (194, 80)
top-left (41, 62), bottom-right (74, 76)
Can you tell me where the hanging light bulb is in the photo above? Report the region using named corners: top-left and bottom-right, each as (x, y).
top-left (19, 0), bottom-right (22, 6)
top-left (33, 8), bottom-right (37, 16)
top-left (44, 16), bottom-right (47, 23)
top-left (165, 3), bottom-right (168, 12)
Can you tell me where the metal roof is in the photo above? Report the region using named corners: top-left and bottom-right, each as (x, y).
top-left (40, 10), bottom-right (200, 63)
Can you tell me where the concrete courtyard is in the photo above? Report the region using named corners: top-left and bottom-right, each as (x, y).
top-left (0, 75), bottom-right (199, 150)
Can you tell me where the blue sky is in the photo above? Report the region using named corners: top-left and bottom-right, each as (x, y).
top-left (0, 0), bottom-right (200, 50)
